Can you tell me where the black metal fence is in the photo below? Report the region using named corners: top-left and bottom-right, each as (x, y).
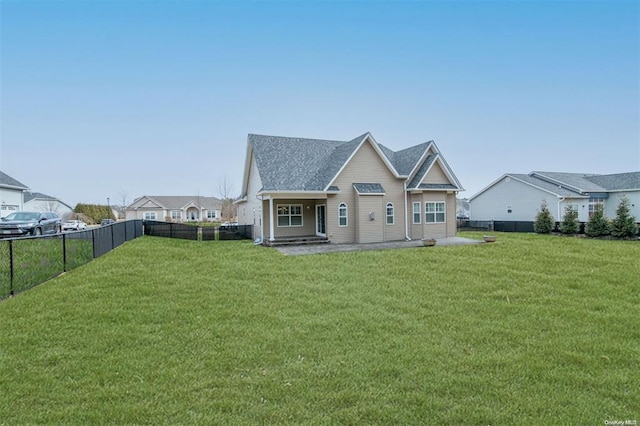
top-left (0, 220), bottom-right (143, 300)
top-left (143, 221), bottom-right (253, 241)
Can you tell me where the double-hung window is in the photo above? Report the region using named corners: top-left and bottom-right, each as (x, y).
top-left (338, 203), bottom-right (348, 227)
top-left (425, 202), bottom-right (445, 223)
top-left (171, 210), bottom-right (181, 220)
top-left (144, 212), bottom-right (157, 220)
top-left (386, 203), bottom-right (394, 225)
top-left (277, 204), bottom-right (303, 227)
top-left (206, 210), bottom-right (216, 220)
top-left (412, 202), bottom-right (421, 224)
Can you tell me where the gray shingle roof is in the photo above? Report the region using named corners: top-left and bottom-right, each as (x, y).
top-left (248, 133), bottom-right (432, 192)
top-left (407, 154), bottom-right (437, 189)
top-left (140, 196), bottom-right (223, 210)
top-left (509, 174), bottom-right (586, 197)
top-left (353, 183), bottom-right (386, 194)
top-left (24, 192), bottom-right (57, 203)
top-left (531, 171), bottom-right (606, 193)
top-left (0, 171), bottom-right (28, 190)
top-left (585, 172), bottom-right (640, 191)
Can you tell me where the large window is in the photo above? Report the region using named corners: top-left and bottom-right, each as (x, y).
top-left (206, 210), bottom-right (216, 220)
top-left (588, 197), bottom-right (605, 218)
top-left (277, 204), bottom-right (303, 227)
top-left (386, 202), bottom-right (394, 225)
top-left (144, 212), bottom-right (157, 220)
top-left (338, 203), bottom-right (348, 227)
top-left (412, 202), bottom-right (421, 224)
top-left (425, 202), bottom-right (445, 223)
top-left (171, 210), bottom-right (181, 220)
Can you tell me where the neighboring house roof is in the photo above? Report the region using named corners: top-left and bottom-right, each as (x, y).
top-left (470, 171), bottom-right (640, 201)
top-left (24, 192), bottom-right (57, 203)
top-left (242, 132), bottom-right (462, 195)
top-left (584, 172), bottom-right (640, 191)
top-left (23, 192), bottom-right (73, 210)
top-left (0, 170), bottom-right (29, 190)
top-left (128, 195), bottom-right (223, 210)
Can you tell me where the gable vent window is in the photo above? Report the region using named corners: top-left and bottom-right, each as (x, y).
top-left (338, 203), bottom-right (348, 227)
top-left (386, 202), bottom-right (394, 225)
top-left (277, 204), bottom-right (303, 227)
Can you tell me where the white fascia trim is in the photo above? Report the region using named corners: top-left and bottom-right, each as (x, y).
top-left (258, 191), bottom-right (330, 200)
top-left (323, 133), bottom-right (399, 190)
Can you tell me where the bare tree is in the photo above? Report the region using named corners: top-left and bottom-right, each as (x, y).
top-left (217, 175), bottom-right (237, 222)
top-left (118, 190), bottom-right (129, 219)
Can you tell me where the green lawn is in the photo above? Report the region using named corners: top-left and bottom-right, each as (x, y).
top-left (0, 233), bottom-right (638, 424)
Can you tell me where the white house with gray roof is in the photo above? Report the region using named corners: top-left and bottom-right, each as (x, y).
top-left (0, 170), bottom-right (29, 218)
top-left (236, 132), bottom-right (463, 244)
top-left (125, 195), bottom-right (223, 222)
top-left (24, 192), bottom-right (73, 218)
top-left (469, 171), bottom-right (640, 222)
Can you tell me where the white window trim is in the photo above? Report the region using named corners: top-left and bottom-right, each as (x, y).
top-left (425, 201), bottom-right (446, 224)
top-left (386, 202), bottom-right (394, 225)
top-left (412, 202), bottom-right (421, 224)
top-left (144, 212), bottom-right (157, 220)
top-left (338, 202), bottom-right (348, 227)
top-left (276, 204), bottom-right (303, 227)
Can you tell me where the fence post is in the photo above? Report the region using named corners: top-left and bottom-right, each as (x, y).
top-left (92, 228), bottom-right (97, 259)
top-left (9, 239), bottom-right (14, 296)
top-left (62, 233), bottom-right (67, 272)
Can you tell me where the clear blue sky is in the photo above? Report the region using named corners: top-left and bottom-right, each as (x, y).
top-left (1, 0), bottom-right (638, 207)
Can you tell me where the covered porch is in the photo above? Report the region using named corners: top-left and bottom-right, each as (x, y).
top-left (258, 193), bottom-right (331, 245)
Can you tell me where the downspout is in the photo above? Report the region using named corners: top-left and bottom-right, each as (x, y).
top-left (557, 197), bottom-right (565, 223)
top-left (404, 181), bottom-right (411, 241)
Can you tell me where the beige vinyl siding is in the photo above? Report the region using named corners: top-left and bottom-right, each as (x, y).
top-left (328, 140), bottom-right (406, 243)
top-left (424, 161), bottom-right (451, 184)
top-left (355, 195), bottom-right (384, 243)
top-left (409, 192), bottom-right (456, 239)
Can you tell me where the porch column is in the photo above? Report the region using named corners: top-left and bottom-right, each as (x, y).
top-left (269, 197), bottom-right (275, 241)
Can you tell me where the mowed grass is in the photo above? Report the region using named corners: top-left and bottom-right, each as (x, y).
top-left (0, 233), bottom-right (638, 424)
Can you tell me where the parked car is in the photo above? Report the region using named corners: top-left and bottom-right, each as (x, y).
top-left (62, 220), bottom-right (87, 231)
top-left (0, 211), bottom-right (61, 237)
top-left (100, 219), bottom-right (116, 226)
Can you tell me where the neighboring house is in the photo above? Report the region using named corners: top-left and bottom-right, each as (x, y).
top-left (0, 170), bottom-right (29, 218)
top-left (236, 132), bottom-right (463, 244)
top-left (125, 196), bottom-right (223, 222)
top-left (23, 192), bottom-right (73, 218)
top-left (469, 171), bottom-right (640, 222)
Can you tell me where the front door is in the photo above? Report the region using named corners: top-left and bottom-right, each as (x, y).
top-left (315, 205), bottom-right (326, 236)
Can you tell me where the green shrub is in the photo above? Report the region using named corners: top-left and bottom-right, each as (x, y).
top-left (610, 196), bottom-right (638, 238)
top-left (559, 207), bottom-right (579, 234)
top-left (585, 207), bottom-right (610, 237)
top-left (73, 203), bottom-right (115, 224)
top-left (534, 200), bottom-right (554, 234)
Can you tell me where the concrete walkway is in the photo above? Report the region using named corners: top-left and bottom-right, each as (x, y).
top-left (274, 236), bottom-right (484, 256)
